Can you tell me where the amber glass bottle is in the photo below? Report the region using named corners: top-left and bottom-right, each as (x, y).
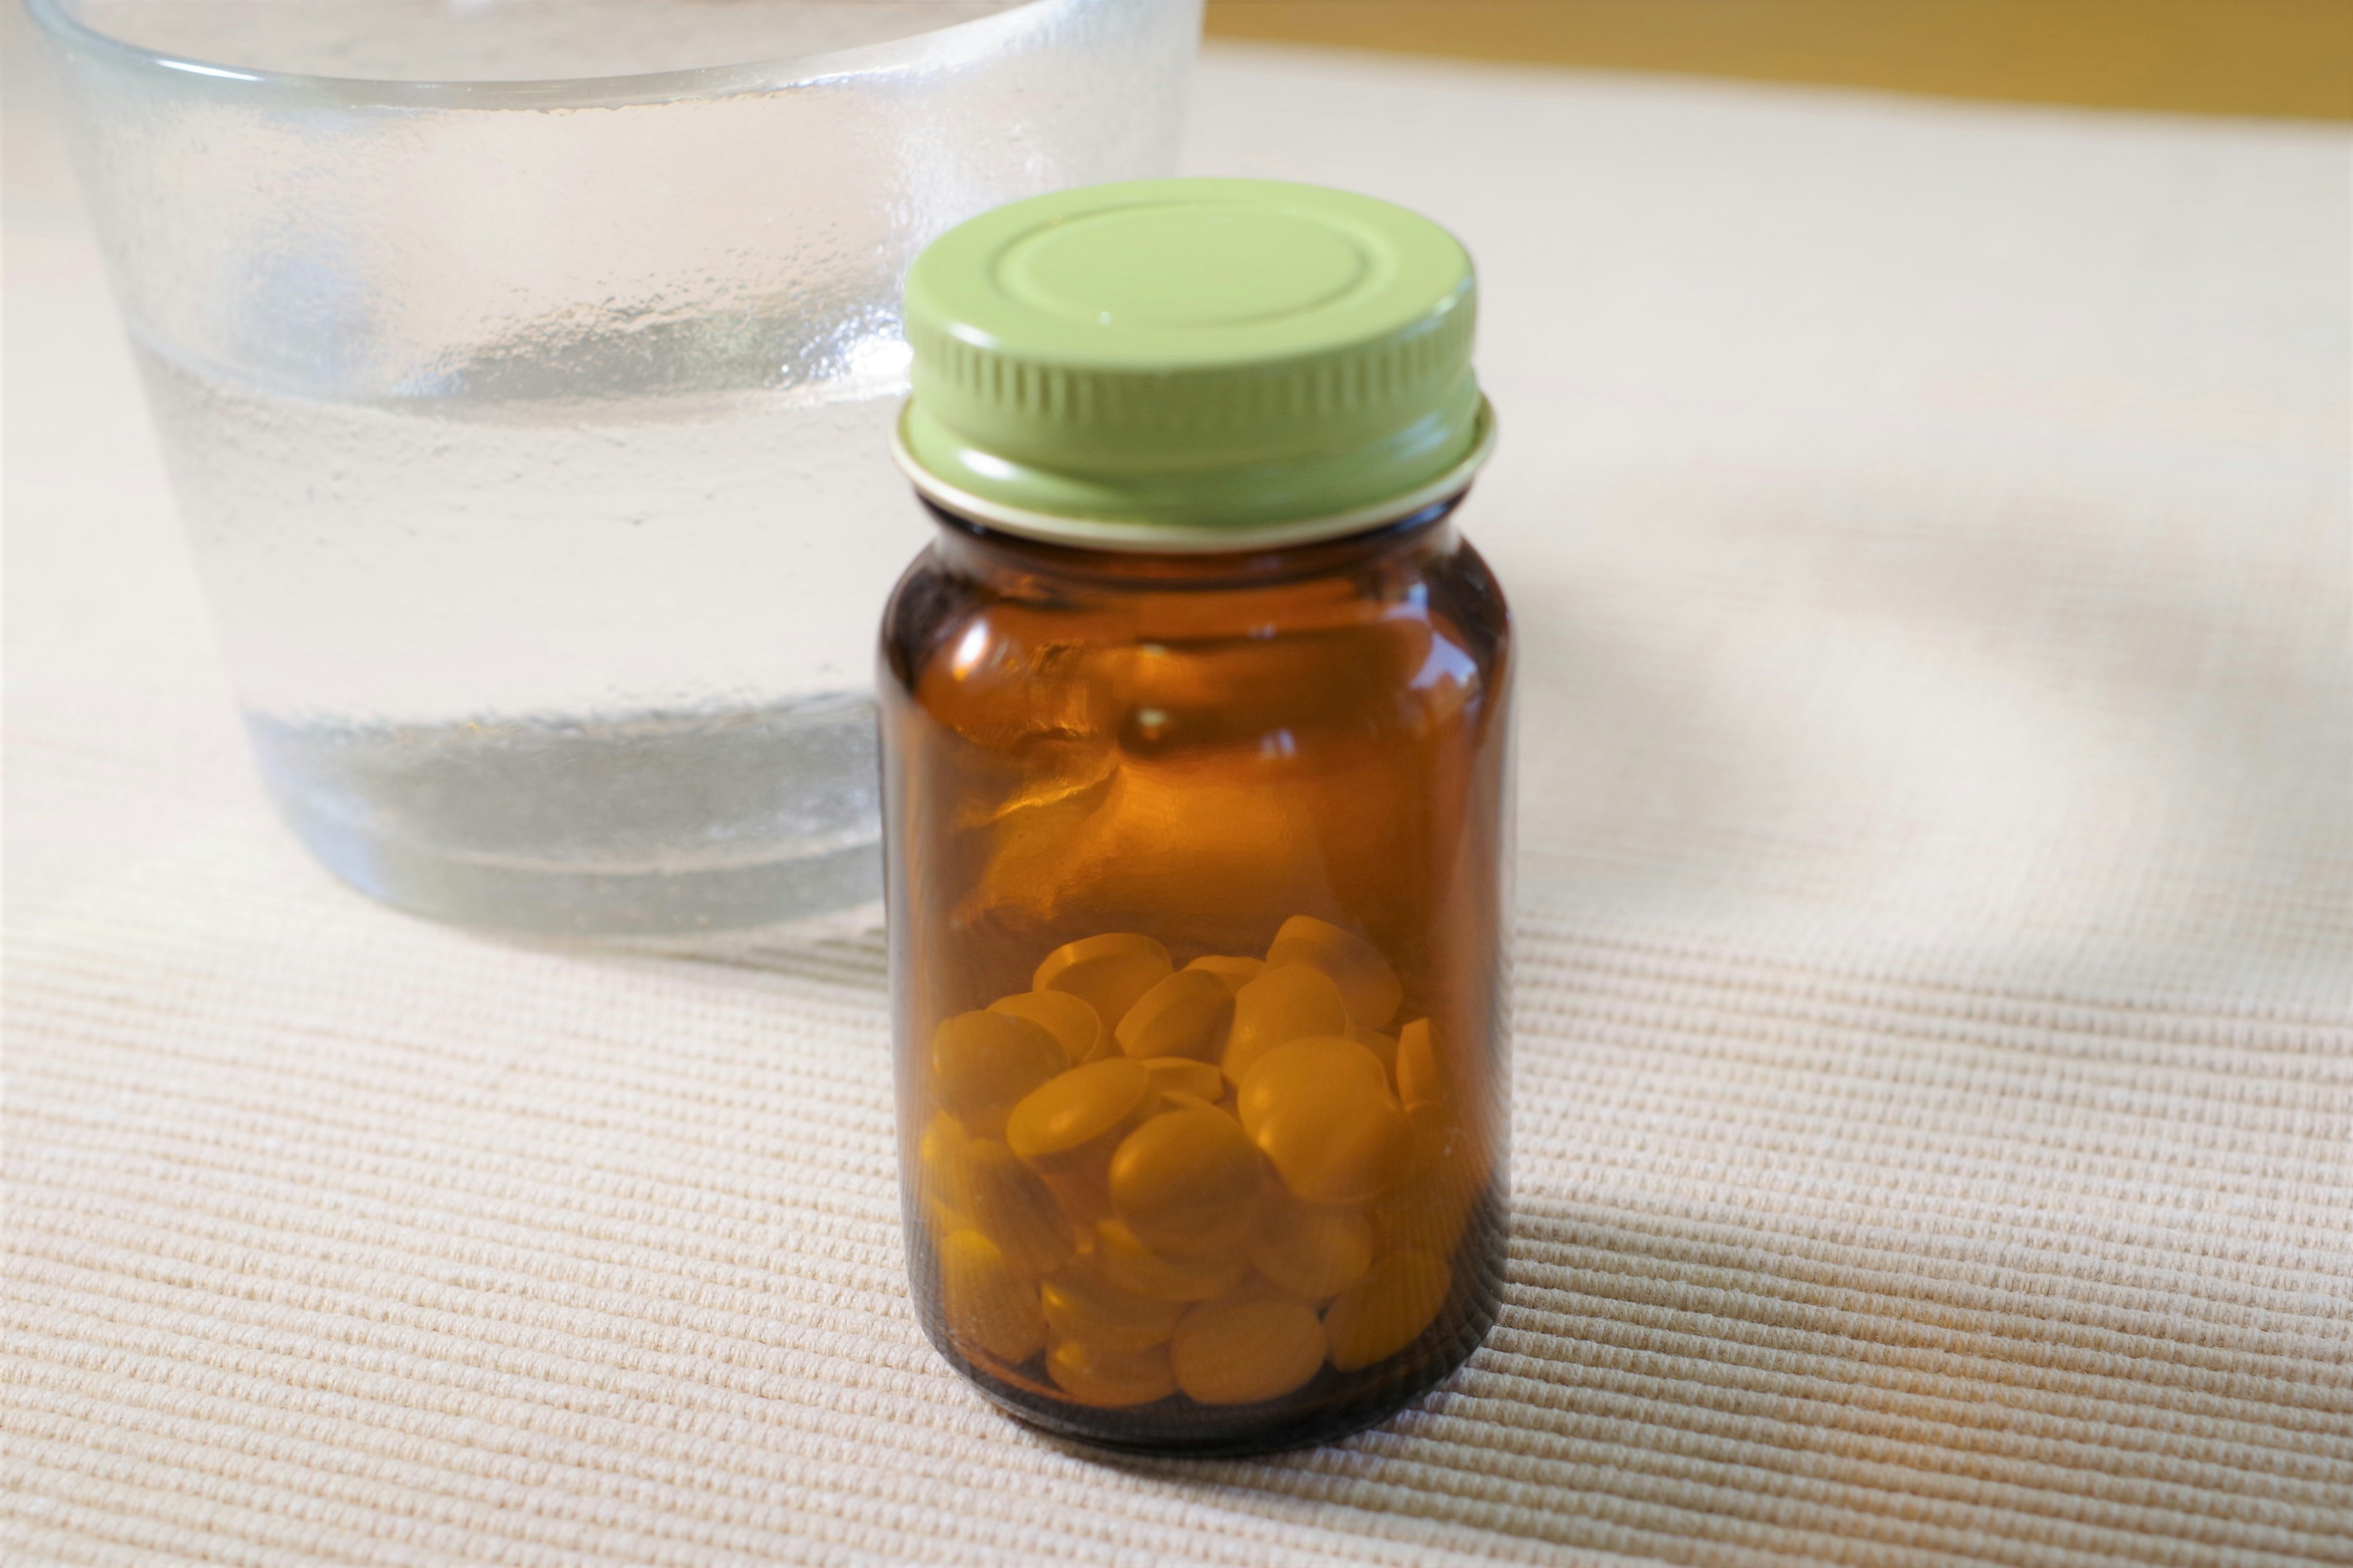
top-left (879, 180), bottom-right (1510, 1453)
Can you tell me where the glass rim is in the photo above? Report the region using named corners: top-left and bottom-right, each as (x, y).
top-left (22, 0), bottom-right (1063, 110)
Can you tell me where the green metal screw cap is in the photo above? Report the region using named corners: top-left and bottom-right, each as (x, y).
top-left (895, 178), bottom-right (1495, 550)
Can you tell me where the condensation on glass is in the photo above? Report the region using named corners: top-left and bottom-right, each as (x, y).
top-left (26, 0), bottom-right (1199, 934)
top-left (881, 500), bottom-right (1512, 1453)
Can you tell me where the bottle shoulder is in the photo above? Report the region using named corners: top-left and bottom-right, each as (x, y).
top-left (881, 519), bottom-right (1510, 754)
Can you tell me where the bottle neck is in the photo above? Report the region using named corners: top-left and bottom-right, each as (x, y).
top-left (920, 494), bottom-right (1467, 595)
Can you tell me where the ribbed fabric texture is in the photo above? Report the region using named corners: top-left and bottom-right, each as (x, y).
top-left (6, 843), bottom-right (2347, 1566)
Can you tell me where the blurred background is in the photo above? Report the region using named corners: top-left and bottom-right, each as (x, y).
top-left (1204, 0), bottom-right (2351, 120)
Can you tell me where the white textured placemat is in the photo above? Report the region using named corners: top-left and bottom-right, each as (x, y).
top-left (7, 827), bottom-right (2348, 1566)
top-left (7, 38), bottom-right (2350, 1568)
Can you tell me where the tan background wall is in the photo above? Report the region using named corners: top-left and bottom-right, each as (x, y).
top-left (1203, 1), bottom-right (2353, 120)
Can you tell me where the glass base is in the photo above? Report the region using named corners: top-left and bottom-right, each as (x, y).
top-left (250, 697), bottom-right (882, 936)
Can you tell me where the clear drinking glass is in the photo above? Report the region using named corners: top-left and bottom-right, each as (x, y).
top-left (25, 0), bottom-right (1200, 935)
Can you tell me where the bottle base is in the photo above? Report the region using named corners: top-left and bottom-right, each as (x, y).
top-left (941, 1306), bottom-right (1496, 1457)
top-left (915, 1199), bottom-right (1509, 1458)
